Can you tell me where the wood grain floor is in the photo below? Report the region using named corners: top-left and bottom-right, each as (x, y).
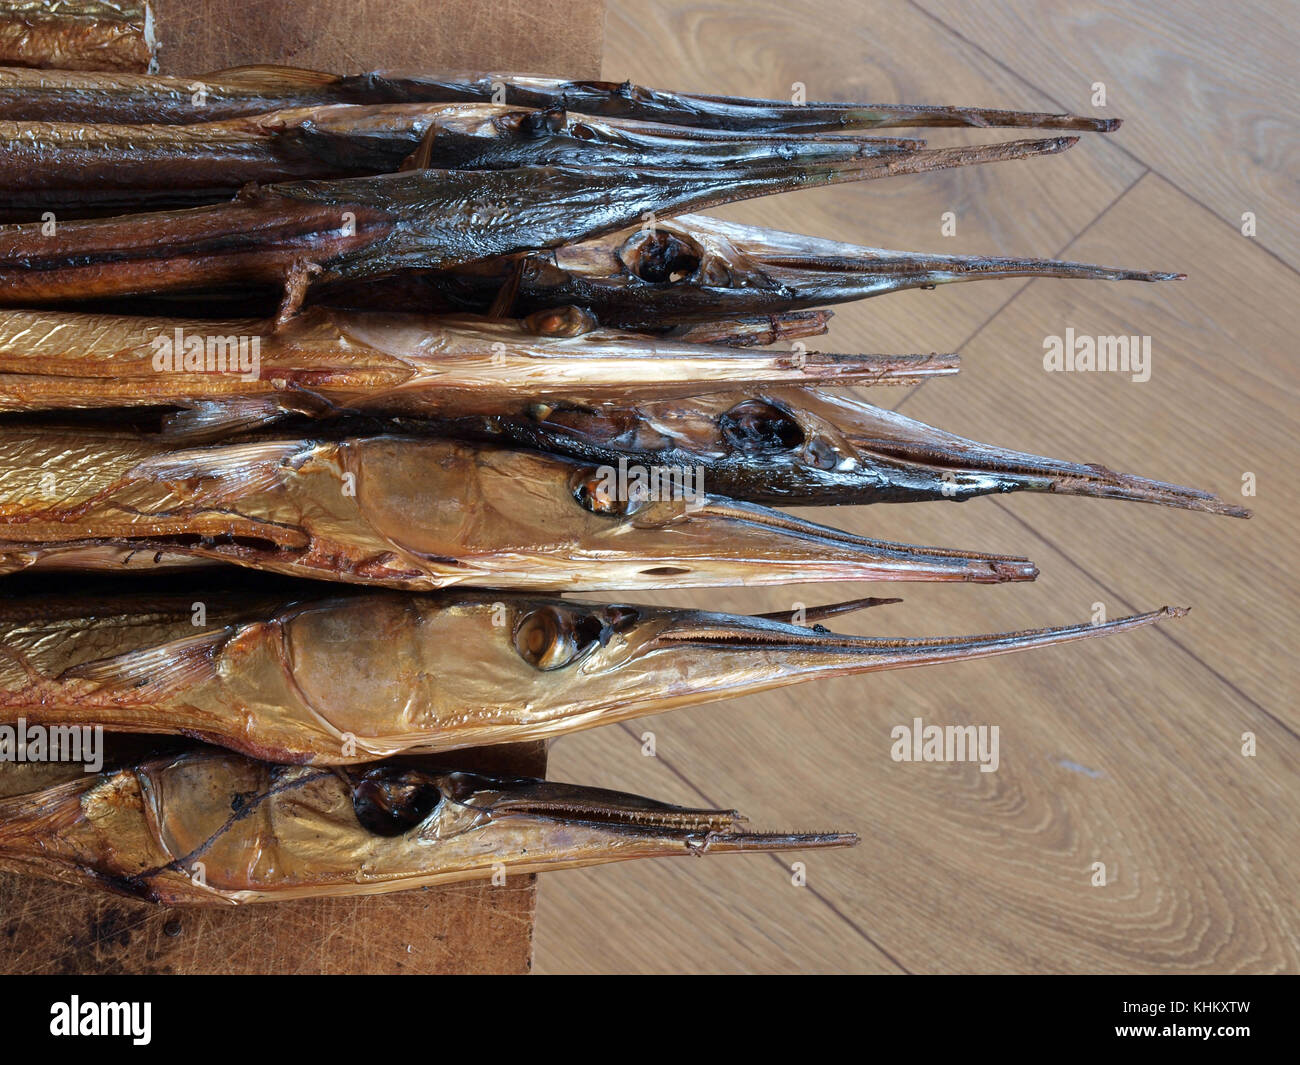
top-left (534, 0), bottom-right (1299, 973)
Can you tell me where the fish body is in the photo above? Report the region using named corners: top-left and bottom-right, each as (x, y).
top-left (0, 587), bottom-right (1182, 763)
top-left (0, 136), bottom-right (1079, 310)
top-left (0, 429), bottom-right (1035, 590)
top-left (0, 104), bottom-right (920, 217)
top-left (0, 305), bottom-right (951, 421)
top-left (319, 213), bottom-right (1183, 328)
top-left (0, 63), bottom-right (1118, 130)
top-left (0, 748), bottom-right (855, 904)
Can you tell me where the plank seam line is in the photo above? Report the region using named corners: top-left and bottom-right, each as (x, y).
top-left (991, 500), bottom-right (1300, 743)
top-left (905, 0), bottom-right (1300, 279)
top-left (614, 720), bottom-right (913, 973)
top-left (891, 164), bottom-right (1151, 415)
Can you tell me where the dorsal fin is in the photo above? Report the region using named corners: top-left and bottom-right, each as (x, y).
top-left (202, 65), bottom-right (342, 91)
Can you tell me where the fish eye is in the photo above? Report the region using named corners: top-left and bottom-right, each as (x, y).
top-left (570, 469), bottom-right (649, 517)
top-left (803, 436), bottom-right (840, 470)
top-left (514, 606), bottom-right (606, 671)
top-left (619, 230), bottom-right (704, 284)
top-left (351, 768), bottom-right (444, 837)
top-left (523, 305), bottom-right (598, 337)
top-left (572, 471), bottom-right (624, 514)
top-left (719, 400), bottom-right (807, 452)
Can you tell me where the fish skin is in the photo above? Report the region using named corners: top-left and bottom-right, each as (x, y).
top-left (0, 305), bottom-right (952, 419)
top-left (0, 588), bottom-right (1181, 764)
top-left (0, 748), bottom-right (856, 904)
top-left (400, 386), bottom-right (1247, 517)
top-left (0, 429), bottom-right (1036, 592)
top-left (0, 104), bottom-right (920, 218)
top-left (0, 64), bottom-right (1118, 130)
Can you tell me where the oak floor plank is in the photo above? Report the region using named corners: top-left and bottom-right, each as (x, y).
top-left (915, 0), bottom-right (1300, 271)
top-left (897, 172), bottom-right (1297, 723)
top-left (601, 0), bottom-right (1147, 359)
top-left (536, 0), bottom-right (1295, 973)
top-left (536, 726), bottom-right (899, 974)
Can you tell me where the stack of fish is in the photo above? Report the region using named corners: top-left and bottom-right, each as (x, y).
top-left (0, 12), bottom-right (1245, 906)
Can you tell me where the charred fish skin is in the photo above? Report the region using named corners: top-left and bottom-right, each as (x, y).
top-left (0, 137), bottom-right (1078, 309)
top-left (0, 748), bottom-right (856, 905)
top-left (0, 0), bottom-right (157, 74)
top-left (312, 212), bottom-right (1184, 328)
top-left (0, 588), bottom-right (1182, 763)
top-left (0, 429), bottom-right (1036, 591)
top-left (0, 64), bottom-right (1118, 130)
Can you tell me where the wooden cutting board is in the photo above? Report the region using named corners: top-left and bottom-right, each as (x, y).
top-left (0, 741), bottom-right (549, 974)
top-left (0, 0), bottom-right (605, 976)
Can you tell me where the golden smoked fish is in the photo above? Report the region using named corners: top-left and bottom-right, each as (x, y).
top-left (0, 429), bottom-right (1038, 590)
top-left (0, 306), bottom-right (953, 429)
top-left (0, 588), bottom-right (1182, 762)
top-left (0, 748), bottom-right (856, 904)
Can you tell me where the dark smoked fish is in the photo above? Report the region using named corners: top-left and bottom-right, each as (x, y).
top-left (328, 213), bottom-right (1182, 330)
top-left (0, 104), bottom-right (923, 218)
top-left (0, 136), bottom-right (1077, 317)
top-left (414, 386), bottom-right (1248, 517)
top-left (0, 63), bottom-right (1119, 130)
top-left (0, 0), bottom-right (156, 73)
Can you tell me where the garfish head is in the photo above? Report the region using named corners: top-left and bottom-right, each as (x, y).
top-left (346, 764), bottom-right (856, 881)
top-left (490, 212), bottom-right (1182, 329)
top-left (273, 591), bottom-right (1184, 753)
top-left (514, 387), bottom-right (1250, 514)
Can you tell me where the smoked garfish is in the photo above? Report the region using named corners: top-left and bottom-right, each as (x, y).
top-left (414, 386), bottom-right (1248, 516)
top-left (0, 104), bottom-right (922, 217)
top-left (0, 137), bottom-right (1076, 315)
top-left (0, 749), bottom-right (856, 904)
top-left (0, 305), bottom-right (954, 428)
top-left (325, 213), bottom-right (1182, 330)
top-left (0, 63), bottom-right (1119, 130)
top-left (0, 588), bottom-right (1182, 762)
top-left (0, 429), bottom-right (1037, 589)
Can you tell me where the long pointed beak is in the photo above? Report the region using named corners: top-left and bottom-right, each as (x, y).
top-left (419, 105), bottom-right (928, 167)
top-left (650, 605), bottom-right (1186, 677)
top-left (660, 213), bottom-right (1183, 311)
top-left (828, 395), bottom-right (1251, 517)
top-left (615, 497), bottom-right (1038, 585)
top-left (623, 92), bottom-right (1119, 134)
top-left (751, 250), bottom-right (1183, 299)
top-left (464, 776), bottom-right (857, 858)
